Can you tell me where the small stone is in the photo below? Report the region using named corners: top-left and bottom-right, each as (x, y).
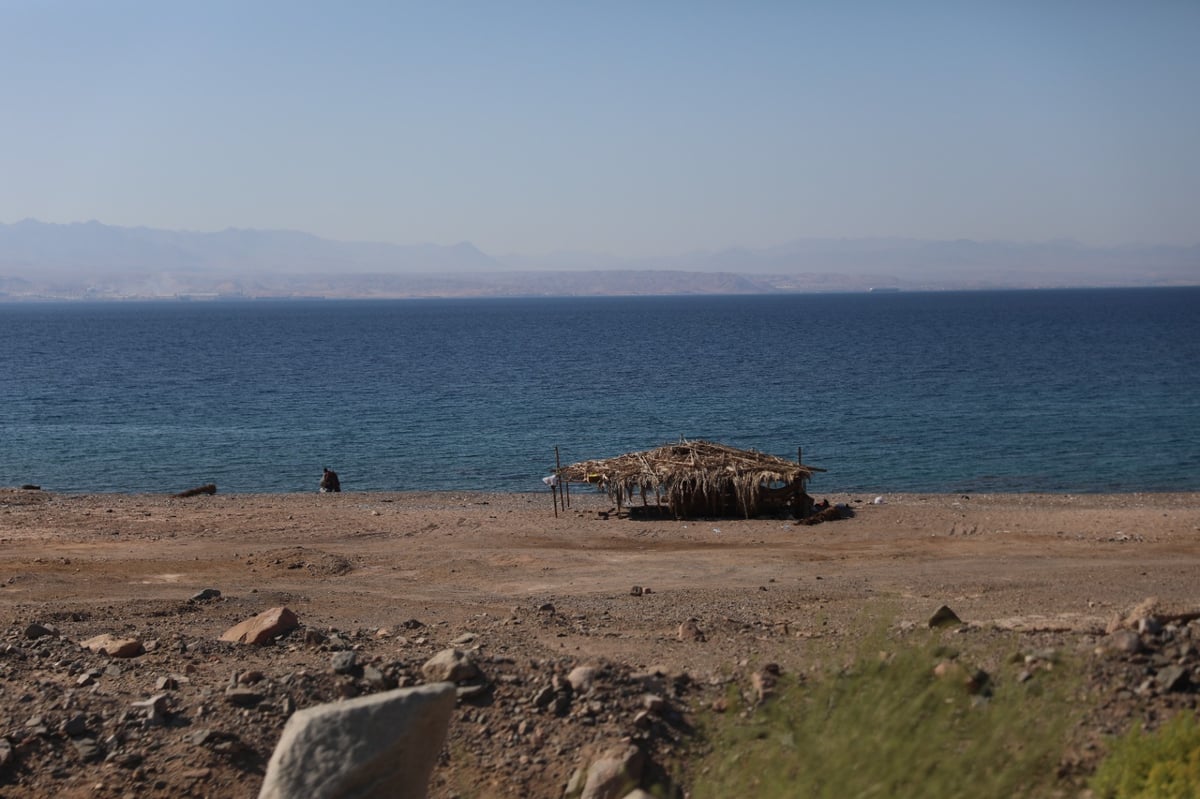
top-left (61, 714), bottom-right (89, 737)
top-left (132, 694), bottom-right (170, 725)
top-left (1100, 629), bottom-right (1143, 655)
top-left (751, 663), bottom-right (781, 703)
top-left (331, 651), bottom-right (358, 675)
top-left (1137, 617), bottom-right (1163, 635)
top-left (363, 665), bottom-right (391, 689)
top-left (224, 688), bottom-right (264, 707)
top-left (630, 586), bottom-right (643, 597)
top-left (72, 738), bottom-right (102, 762)
top-left (456, 683), bottom-right (488, 700)
top-left (533, 686), bottom-right (555, 708)
top-left (190, 588), bottom-right (221, 602)
top-left (928, 605), bottom-right (962, 628)
top-left (1156, 665), bottom-right (1189, 692)
top-left (114, 752), bottom-right (143, 769)
top-left (421, 649), bottom-right (479, 683)
top-left (25, 622), bottom-right (56, 639)
top-left (641, 694), bottom-right (666, 713)
top-left (81, 634), bottom-right (144, 658)
top-left (677, 619), bottom-right (705, 642)
top-left (567, 665), bottom-right (599, 694)
top-left (1124, 596), bottom-right (1161, 629)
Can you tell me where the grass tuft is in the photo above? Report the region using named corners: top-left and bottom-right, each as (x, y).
top-left (1090, 711), bottom-right (1200, 799)
top-left (689, 631), bottom-right (1080, 799)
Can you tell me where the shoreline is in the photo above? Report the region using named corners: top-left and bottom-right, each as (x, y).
top-left (7, 486), bottom-right (1200, 499)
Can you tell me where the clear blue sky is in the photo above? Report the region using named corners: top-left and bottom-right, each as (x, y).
top-left (2, 1), bottom-right (1197, 255)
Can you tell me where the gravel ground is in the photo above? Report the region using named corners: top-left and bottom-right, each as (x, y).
top-left (1, 487), bottom-right (1197, 797)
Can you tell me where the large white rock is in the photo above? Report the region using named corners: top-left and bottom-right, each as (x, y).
top-left (258, 682), bottom-right (456, 799)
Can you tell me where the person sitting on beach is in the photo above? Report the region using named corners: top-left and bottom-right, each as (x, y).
top-left (320, 467), bottom-right (341, 493)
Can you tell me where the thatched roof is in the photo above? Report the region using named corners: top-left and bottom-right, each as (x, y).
top-left (559, 439), bottom-right (821, 518)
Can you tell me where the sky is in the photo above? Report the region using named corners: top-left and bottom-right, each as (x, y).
top-left (2, 1), bottom-right (1198, 257)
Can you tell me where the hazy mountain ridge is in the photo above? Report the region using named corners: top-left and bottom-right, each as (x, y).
top-left (1, 219), bottom-right (1196, 300)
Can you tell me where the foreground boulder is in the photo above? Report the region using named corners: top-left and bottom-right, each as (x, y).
top-left (258, 682), bottom-right (456, 799)
top-left (220, 607), bottom-right (299, 645)
top-left (570, 743), bottom-right (645, 799)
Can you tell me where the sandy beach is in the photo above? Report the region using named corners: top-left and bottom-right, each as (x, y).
top-left (1, 488), bottom-right (1197, 796)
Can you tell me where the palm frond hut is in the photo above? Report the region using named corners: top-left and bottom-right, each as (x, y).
top-left (559, 439), bottom-right (823, 519)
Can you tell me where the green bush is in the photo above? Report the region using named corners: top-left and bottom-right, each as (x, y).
top-left (690, 635), bottom-right (1080, 799)
top-left (1091, 712), bottom-right (1200, 799)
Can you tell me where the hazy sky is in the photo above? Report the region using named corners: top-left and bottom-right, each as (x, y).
top-left (3, 1), bottom-right (1198, 256)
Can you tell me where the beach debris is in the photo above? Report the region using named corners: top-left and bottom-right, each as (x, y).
top-left (928, 605), bottom-right (963, 628)
top-left (258, 683), bottom-right (455, 799)
top-left (796, 503), bottom-right (854, 525)
top-left (81, 634), bottom-right (145, 658)
top-left (173, 483), bottom-right (216, 498)
top-left (219, 607), bottom-right (299, 646)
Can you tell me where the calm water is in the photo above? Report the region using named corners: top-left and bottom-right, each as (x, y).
top-left (1, 288), bottom-right (1197, 494)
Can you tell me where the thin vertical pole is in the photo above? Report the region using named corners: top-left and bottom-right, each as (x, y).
top-left (550, 447), bottom-right (559, 517)
top-left (555, 446), bottom-right (569, 508)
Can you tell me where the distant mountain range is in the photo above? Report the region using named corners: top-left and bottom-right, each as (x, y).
top-left (1, 219), bottom-right (1196, 300)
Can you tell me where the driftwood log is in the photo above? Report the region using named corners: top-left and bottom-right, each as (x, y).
top-left (174, 484), bottom-right (217, 498)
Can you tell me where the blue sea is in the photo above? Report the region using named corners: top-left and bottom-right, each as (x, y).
top-left (1, 288), bottom-right (1197, 495)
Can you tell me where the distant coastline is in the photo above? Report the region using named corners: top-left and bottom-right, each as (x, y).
top-left (2, 274), bottom-right (1197, 303)
top-left (2, 219), bottom-right (1197, 301)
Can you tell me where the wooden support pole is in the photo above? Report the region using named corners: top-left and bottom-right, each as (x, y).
top-left (555, 446), bottom-right (569, 508)
top-left (550, 446), bottom-right (559, 518)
